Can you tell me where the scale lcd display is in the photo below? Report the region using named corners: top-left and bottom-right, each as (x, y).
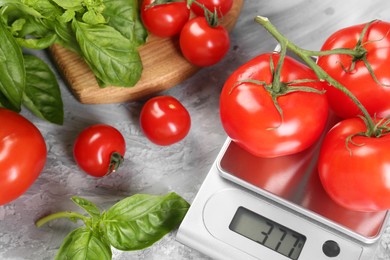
top-left (229, 207), bottom-right (306, 260)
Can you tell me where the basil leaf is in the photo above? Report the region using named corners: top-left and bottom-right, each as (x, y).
top-left (55, 227), bottom-right (112, 260)
top-left (17, 33), bottom-right (57, 49)
top-left (50, 0), bottom-right (83, 10)
top-left (22, 0), bottom-right (63, 19)
top-left (102, 192), bottom-right (190, 251)
top-left (72, 19), bottom-right (143, 87)
top-left (0, 18), bottom-right (24, 111)
top-left (22, 54), bottom-right (64, 124)
top-left (103, 0), bottom-right (147, 46)
top-left (71, 196), bottom-right (101, 219)
top-left (0, 2), bottom-right (43, 18)
top-left (82, 10), bottom-right (106, 25)
top-left (53, 20), bottom-right (82, 55)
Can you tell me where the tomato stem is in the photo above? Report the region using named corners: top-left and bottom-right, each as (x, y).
top-left (35, 211), bottom-right (88, 228)
top-left (188, 0), bottom-right (219, 27)
top-left (107, 152), bottom-right (124, 176)
top-left (254, 16), bottom-right (376, 135)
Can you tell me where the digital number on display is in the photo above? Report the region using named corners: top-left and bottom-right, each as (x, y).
top-left (229, 207), bottom-right (306, 260)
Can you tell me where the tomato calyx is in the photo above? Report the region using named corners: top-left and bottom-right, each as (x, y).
top-left (145, 0), bottom-right (186, 10)
top-left (107, 152), bottom-right (124, 176)
top-left (345, 116), bottom-right (390, 155)
top-left (188, 0), bottom-right (219, 27)
top-left (339, 20), bottom-right (390, 89)
top-left (230, 50), bottom-right (325, 124)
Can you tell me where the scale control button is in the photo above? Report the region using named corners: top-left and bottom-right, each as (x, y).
top-left (322, 240), bottom-right (341, 257)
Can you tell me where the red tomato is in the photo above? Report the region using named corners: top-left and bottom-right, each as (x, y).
top-left (220, 53), bottom-right (329, 158)
top-left (179, 16), bottom-right (230, 67)
top-left (317, 20), bottom-right (390, 119)
top-left (191, 0), bottom-right (233, 18)
top-left (73, 124), bottom-right (126, 177)
top-left (0, 108), bottom-right (47, 205)
top-left (318, 117), bottom-right (390, 212)
top-left (140, 0), bottom-right (190, 37)
top-left (140, 96), bottom-right (191, 146)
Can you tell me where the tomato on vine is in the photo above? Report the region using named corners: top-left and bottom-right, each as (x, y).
top-left (179, 15), bottom-right (230, 67)
top-left (0, 108), bottom-right (47, 205)
top-left (140, 96), bottom-right (191, 146)
top-left (73, 124), bottom-right (126, 178)
top-left (141, 0), bottom-right (190, 37)
top-left (190, 0), bottom-right (233, 18)
top-left (317, 20), bottom-right (390, 119)
top-left (318, 117), bottom-right (390, 212)
top-left (220, 53), bottom-right (329, 158)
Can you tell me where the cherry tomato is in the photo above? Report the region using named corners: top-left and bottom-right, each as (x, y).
top-left (318, 117), bottom-right (390, 212)
top-left (140, 0), bottom-right (190, 37)
top-left (140, 96), bottom-right (191, 146)
top-left (179, 16), bottom-right (230, 67)
top-left (0, 108), bottom-right (47, 205)
top-left (317, 20), bottom-right (390, 119)
top-left (73, 124), bottom-right (126, 177)
top-left (220, 53), bottom-right (329, 158)
top-left (191, 0), bottom-right (233, 18)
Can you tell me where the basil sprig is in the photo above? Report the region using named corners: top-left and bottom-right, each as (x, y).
top-left (36, 192), bottom-right (190, 260)
top-left (0, 0), bottom-right (147, 124)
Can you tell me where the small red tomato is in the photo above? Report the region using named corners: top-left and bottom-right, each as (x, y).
top-left (0, 108), bottom-right (47, 205)
top-left (191, 0), bottom-right (233, 18)
top-left (141, 0), bottom-right (190, 37)
top-left (73, 124), bottom-right (126, 177)
top-left (180, 16), bottom-right (230, 67)
top-left (140, 96), bottom-right (191, 146)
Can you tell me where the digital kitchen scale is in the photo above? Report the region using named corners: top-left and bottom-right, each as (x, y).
top-left (177, 127), bottom-right (390, 259)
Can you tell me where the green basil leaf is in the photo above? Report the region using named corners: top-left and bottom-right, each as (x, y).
top-left (102, 192), bottom-right (190, 251)
top-left (55, 227), bottom-right (112, 260)
top-left (103, 0), bottom-right (147, 46)
top-left (13, 16), bottom-right (52, 39)
top-left (17, 33), bottom-right (57, 49)
top-left (53, 20), bottom-right (82, 55)
top-left (82, 10), bottom-right (106, 25)
top-left (50, 0), bottom-right (83, 10)
top-left (22, 54), bottom-right (64, 124)
top-left (72, 19), bottom-right (143, 87)
top-left (71, 196), bottom-right (101, 219)
top-left (22, 0), bottom-right (63, 19)
top-left (0, 18), bottom-right (24, 111)
top-left (0, 2), bottom-right (43, 18)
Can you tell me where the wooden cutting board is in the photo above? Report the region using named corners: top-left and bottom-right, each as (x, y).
top-left (50, 0), bottom-right (244, 104)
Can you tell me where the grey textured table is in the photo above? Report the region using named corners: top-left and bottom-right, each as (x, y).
top-left (1, 0), bottom-right (390, 259)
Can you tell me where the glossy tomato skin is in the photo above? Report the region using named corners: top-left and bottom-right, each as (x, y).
top-left (220, 53), bottom-right (329, 158)
top-left (180, 16), bottom-right (230, 67)
top-left (318, 117), bottom-right (390, 212)
top-left (0, 108), bottom-right (47, 205)
top-left (141, 0), bottom-right (190, 37)
top-left (140, 96), bottom-right (191, 146)
top-left (317, 20), bottom-right (390, 119)
top-left (191, 0), bottom-right (233, 18)
top-left (73, 124), bottom-right (126, 177)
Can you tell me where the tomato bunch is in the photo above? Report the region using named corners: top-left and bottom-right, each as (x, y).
top-left (140, 0), bottom-right (232, 67)
top-left (222, 18), bottom-right (390, 212)
top-left (316, 20), bottom-right (390, 212)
